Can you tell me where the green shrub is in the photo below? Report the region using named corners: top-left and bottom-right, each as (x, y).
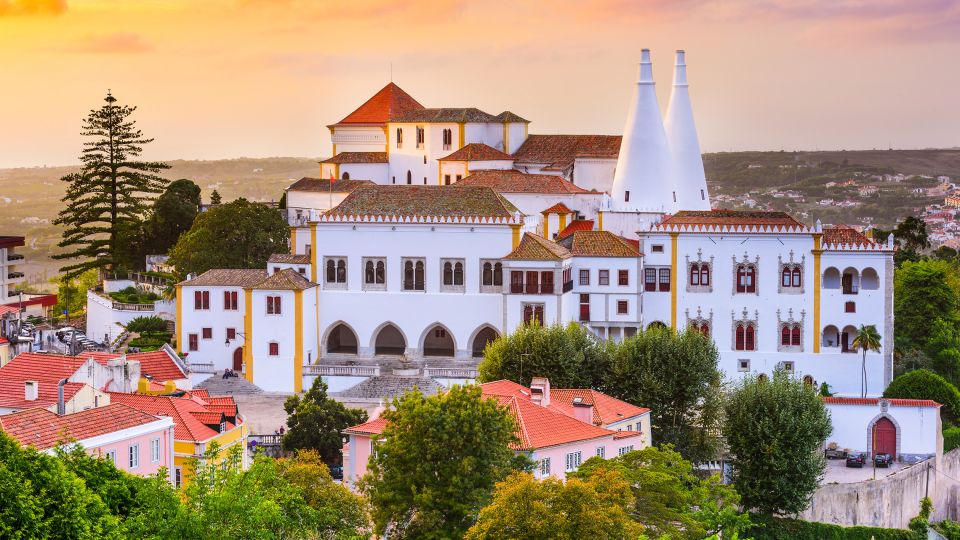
top-left (746, 515), bottom-right (917, 540)
top-left (883, 369), bottom-right (960, 424)
top-left (945, 427), bottom-right (960, 453)
top-left (126, 316), bottom-right (168, 333)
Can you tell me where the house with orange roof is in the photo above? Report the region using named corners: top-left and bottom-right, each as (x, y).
top-left (341, 377), bottom-right (648, 487)
top-left (110, 391), bottom-right (247, 488)
top-left (0, 403), bottom-right (176, 482)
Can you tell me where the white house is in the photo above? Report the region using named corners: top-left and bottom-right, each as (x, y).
top-left (824, 397), bottom-right (942, 463)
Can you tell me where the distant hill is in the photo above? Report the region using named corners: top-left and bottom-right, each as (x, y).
top-left (2, 149), bottom-right (957, 287)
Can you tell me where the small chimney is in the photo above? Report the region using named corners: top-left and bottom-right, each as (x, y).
top-left (571, 396), bottom-right (595, 425)
top-left (529, 377), bottom-right (551, 407)
top-left (24, 381), bottom-right (38, 401)
top-left (57, 379), bottom-right (67, 415)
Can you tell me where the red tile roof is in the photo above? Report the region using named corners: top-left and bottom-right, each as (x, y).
top-left (0, 236), bottom-right (25, 250)
top-left (0, 305), bottom-right (21, 317)
top-left (557, 231), bottom-right (640, 258)
top-left (0, 404), bottom-right (166, 451)
top-left (823, 225), bottom-right (874, 246)
top-left (556, 219), bottom-right (594, 240)
top-left (320, 152), bottom-right (389, 164)
top-left (821, 397), bottom-right (941, 408)
top-left (268, 253), bottom-right (311, 265)
top-left (457, 170), bottom-right (591, 194)
top-left (84, 349), bottom-right (187, 382)
top-left (326, 185), bottom-right (519, 220)
top-left (0, 353), bottom-right (91, 409)
top-left (0, 337), bottom-right (8, 345)
top-left (487, 391), bottom-right (615, 450)
top-left (512, 135), bottom-right (621, 171)
top-left (252, 268), bottom-right (316, 291)
top-left (109, 393), bottom-right (242, 442)
top-left (549, 389), bottom-right (650, 426)
top-left (660, 210), bottom-right (804, 228)
top-left (541, 202), bottom-right (573, 215)
top-left (393, 108), bottom-right (498, 123)
top-left (178, 269), bottom-right (268, 288)
top-left (287, 177), bottom-right (374, 193)
top-left (504, 233), bottom-right (571, 261)
top-left (439, 143), bottom-right (514, 162)
top-left (344, 417), bottom-right (388, 436)
top-left (333, 82), bottom-right (425, 126)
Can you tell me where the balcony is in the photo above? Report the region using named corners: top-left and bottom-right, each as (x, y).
top-left (8, 272), bottom-right (24, 280)
top-left (562, 280), bottom-right (574, 293)
top-left (7, 253), bottom-right (24, 262)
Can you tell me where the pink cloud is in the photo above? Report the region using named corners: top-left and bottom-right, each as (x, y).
top-left (76, 32), bottom-right (153, 54)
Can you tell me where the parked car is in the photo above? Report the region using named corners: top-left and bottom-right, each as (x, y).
top-left (825, 443), bottom-right (847, 460)
top-left (327, 464), bottom-right (343, 480)
top-left (874, 453), bottom-right (893, 468)
top-left (846, 453), bottom-right (867, 468)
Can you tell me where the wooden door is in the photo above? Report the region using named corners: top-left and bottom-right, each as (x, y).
top-left (873, 417), bottom-right (897, 458)
top-left (233, 347), bottom-right (244, 371)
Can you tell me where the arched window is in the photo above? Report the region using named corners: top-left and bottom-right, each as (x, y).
top-left (482, 262), bottom-right (493, 285)
top-left (454, 262), bottom-right (464, 285)
top-left (341, 171), bottom-right (350, 180)
top-left (443, 262), bottom-right (453, 285)
top-left (792, 267), bottom-right (802, 287)
top-left (404, 260), bottom-right (414, 289)
top-left (736, 264), bottom-right (756, 293)
top-left (415, 260), bottom-right (425, 290)
top-left (326, 259), bottom-right (335, 283)
top-left (792, 325), bottom-right (801, 346)
top-left (745, 324), bottom-right (755, 350)
top-left (689, 321), bottom-right (710, 337)
top-left (781, 267), bottom-right (791, 288)
top-left (376, 261), bottom-right (385, 284)
top-left (365, 261), bottom-right (375, 284)
top-left (336, 260), bottom-right (346, 283)
top-left (690, 264), bottom-right (700, 286)
top-left (406, 170), bottom-right (412, 185)
top-left (781, 325), bottom-right (791, 346)
top-left (396, 128), bottom-right (403, 148)
top-left (494, 262), bottom-right (503, 286)
top-left (736, 324), bottom-right (745, 350)
top-left (700, 265), bottom-right (710, 286)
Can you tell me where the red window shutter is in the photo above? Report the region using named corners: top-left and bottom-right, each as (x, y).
top-left (275, 296), bottom-right (282, 314)
top-left (232, 291), bottom-right (238, 309)
top-left (658, 269), bottom-right (670, 292)
top-left (793, 268), bottom-right (802, 287)
top-left (644, 269), bottom-right (657, 292)
top-left (266, 297), bottom-right (273, 314)
top-left (736, 325), bottom-right (745, 350)
top-left (511, 271), bottom-right (524, 294)
top-left (269, 342), bottom-right (279, 355)
top-left (523, 305), bottom-right (533, 324)
top-left (202, 328), bottom-right (212, 339)
top-left (227, 328), bottom-right (236, 340)
top-left (782, 268), bottom-right (791, 287)
top-left (224, 291), bottom-right (231, 309)
top-left (690, 265), bottom-right (699, 286)
top-left (700, 323), bottom-right (709, 337)
top-left (202, 291), bottom-right (210, 310)
top-left (533, 305), bottom-right (544, 324)
top-left (745, 325), bottom-right (755, 350)
top-left (526, 271), bottom-right (539, 294)
top-left (189, 334), bottom-right (198, 351)
top-left (792, 326), bottom-right (801, 346)
top-left (194, 291), bottom-right (202, 309)
top-left (781, 326), bottom-right (791, 346)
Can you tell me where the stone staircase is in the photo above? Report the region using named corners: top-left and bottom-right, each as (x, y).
top-left (332, 375), bottom-right (443, 400)
top-left (197, 372), bottom-right (264, 396)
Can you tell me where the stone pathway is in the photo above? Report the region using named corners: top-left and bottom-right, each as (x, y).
top-left (333, 375), bottom-right (443, 400)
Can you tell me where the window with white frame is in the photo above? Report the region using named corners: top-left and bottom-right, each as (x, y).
top-left (441, 258), bottom-right (465, 291)
top-left (565, 451), bottom-right (582, 472)
top-left (151, 438), bottom-right (161, 463)
top-left (738, 359), bottom-right (750, 372)
top-left (129, 444), bottom-right (139, 469)
top-left (596, 446), bottom-right (605, 458)
top-left (324, 257), bottom-right (347, 288)
top-left (618, 445), bottom-right (634, 456)
top-left (363, 257), bottom-right (386, 291)
top-left (599, 269), bottom-right (609, 285)
top-left (539, 457), bottom-right (551, 477)
top-left (105, 450), bottom-right (117, 464)
top-left (480, 260), bottom-right (503, 291)
top-left (579, 269), bottom-right (590, 285)
top-left (402, 258), bottom-right (426, 291)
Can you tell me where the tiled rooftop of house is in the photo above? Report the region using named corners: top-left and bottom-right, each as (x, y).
top-left (822, 397), bottom-right (941, 408)
top-left (660, 210), bottom-right (805, 228)
top-left (393, 107), bottom-right (499, 123)
top-left (332, 82), bottom-right (424, 126)
top-left (109, 392), bottom-right (241, 442)
top-left (557, 231), bottom-right (641, 258)
top-left (252, 268), bottom-right (316, 290)
top-left (556, 219), bottom-right (594, 240)
top-left (512, 135), bottom-right (622, 171)
top-left (178, 269), bottom-right (268, 288)
top-left (550, 389), bottom-right (650, 426)
top-left (439, 143), bottom-right (514, 162)
top-left (320, 152), bottom-right (389, 164)
top-left (541, 202), bottom-right (573, 215)
top-left (343, 417), bottom-right (389, 436)
top-left (84, 349), bottom-right (187, 382)
top-left (456, 170), bottom-right (590, 194)
top-left (504, 233), bottom-right (572, 261)
top-left (326, 185), bottom-right (519, 220)
top-left (268, 253), bottom-right (312, 265)
top-left (0, 353), bottom-right (90, 409)
top-left (287, 177), bottom-right (374, 193)
top-left (0, 404), bottom-right (165, 450)
top-left (495, 111), bottom-right (529, 123)
top-left (823, 225), bottom-right (874, 246)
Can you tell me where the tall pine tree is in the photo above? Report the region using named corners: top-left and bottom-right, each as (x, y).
top-left (54, 92), bottom-right (169, 278)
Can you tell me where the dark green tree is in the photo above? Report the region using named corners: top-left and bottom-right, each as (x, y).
top-left (478, 322), bottom-right (611, 388)
top-left (605, 327), bottom-right (725, 463)
top-left (54, 92), bottom-right (169, 279)
top-left (883, 369), bottom-right (960, 426)
top-left (167, 198), bottom-right (288, 277)
top-left (894, 259), bottom-right (960, 352)
top-left (282, 378), bottom-right (368, 462)
top-left (116, 179), bottom-right (201, 270)
top-left (361, 385), bottom-right (522, 539)
top-left (725, 370), bottom-right (831, 516)
top-left (876, 216), bottom-right (930, 265)
top-left (210, 190), bottom-right (222, 205)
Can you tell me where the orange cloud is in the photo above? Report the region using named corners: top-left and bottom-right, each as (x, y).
top-left (0, 0), bottom-right (66, 16)
top-left (75, 32), bottom-right (153, 54)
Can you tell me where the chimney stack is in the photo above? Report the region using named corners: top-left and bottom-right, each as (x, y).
top-left (529, 377), bottom-right (551, 407)
top-left (664, 50), bottom-right (710, 211)
top-left (610, 49), bottom-right (676, 213)
top-left (57, 379), bottom-right (67, 415)
top-left (24, 381), bottom-right (38, 401)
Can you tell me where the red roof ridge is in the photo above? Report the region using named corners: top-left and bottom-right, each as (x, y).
top-left (332, 82), bottom-right (425, 126)
top-left (822, 397), bottom-right (941, 408)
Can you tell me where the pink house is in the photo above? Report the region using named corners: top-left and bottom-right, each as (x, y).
top-left (0, 403), bottom-right (176, 482)
top-left (342, 378), bottom-right (650, 486)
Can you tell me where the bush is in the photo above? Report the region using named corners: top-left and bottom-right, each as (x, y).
top-left (126, 316), bottom-right (168, 333)
top-left (746, 515), bottom-right (917, 540)
top-left (883, 369), bottom-right (960, 425)
top-left (945, 427), bottom-right (960, 452)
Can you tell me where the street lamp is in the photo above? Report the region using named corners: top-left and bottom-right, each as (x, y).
top-left (225, 332), bottom-right (246, 347)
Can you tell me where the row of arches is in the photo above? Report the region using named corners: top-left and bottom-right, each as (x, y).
top-left (822, 267), bottom-right (880, 293)
top-left (822, 324), bottom-right (861, 352)
top-left (326, 322), bottom-right (500, 358)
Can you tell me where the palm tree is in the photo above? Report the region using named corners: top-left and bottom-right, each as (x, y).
top-left (852, 324), bottom-right (882, 398)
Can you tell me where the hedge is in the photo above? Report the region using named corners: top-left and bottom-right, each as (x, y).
top-left (945, 427), bottom-right (960, 453)
top-left (126, 316), bottom-right (168, 333)
top-left (745, 515), bottom-right (917, 540)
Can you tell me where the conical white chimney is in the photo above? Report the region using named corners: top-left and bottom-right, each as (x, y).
top-left (610, 49), bottom-right (675, 212)
top-left (665, 50), bottom-right (710, 210)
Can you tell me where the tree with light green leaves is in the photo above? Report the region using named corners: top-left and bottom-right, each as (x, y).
top-left (360, 385), bottom-right (524, 539)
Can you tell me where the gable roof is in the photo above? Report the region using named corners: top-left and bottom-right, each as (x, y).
top-left (333, 82), bottom-right (425, 126)
top-left (822, 397), bottom-right (940, 408)
top-left (660, 210), bottom-right (804, 228)
top-left (457, 170), bottom-right (591, 194)
top-left (252, 269), bottom-right (316, 290)
top-left (392, 107), bottom-right (499, 123)
top-left (541, 202), bottom-right (573, 215)
top-left (504, 233), bottom-right (571, 261)
top-left (438, 143), bottom-right (514, 162)
top-left (823, 225), bottom-right (874, 246)
top-left (320, 152), bottom-right (389, 165)
top-left (0, 404), bottom-right (166, 451)
top-left (343, 417), bottom-right (388, 436)
top-left (550, 389), bottom-right (650, 426)
top-left (557, 231), bottom-right (640, 258)
top-left (84, 349), bottom-right (187, 382)
top-left (325, 185), bottom-right (519, 221)
top-left (178, 269), bottom-right (268, 288)
top-left (0, 353), bottom-right (90, 409)
top-left (495, 111), bottom-right (530, 123)
top-left (556, 219), bottom-right (594, 240)
top-left (512, 135), bottom-right (621, 171)
top-left (268, 253), bottom-right (311, 265)
top-left (287, 177), bottom-right (374, 193)
top-left (109, 392), bottom-right (241, 442)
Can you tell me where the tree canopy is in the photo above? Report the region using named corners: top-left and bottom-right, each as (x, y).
top-left (894, 259), bottom-right (960, 352)
top-left (361, 385), bottom-right (522, 539)
top-left (167, 198), bottom-right (288, 278)
top-left (282, 378), bottom-right (368, 462)
top-left (725, 370), bottom-right (831, 516)
top-left (54, 92), bottom-right (169, 279)
top-left (116, 179), bottom-right (202, 270)
top-left (883, 369), bottom-right (960, 426)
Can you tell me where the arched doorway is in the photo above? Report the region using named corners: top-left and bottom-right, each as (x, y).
top-left (374, 324), bottom-right (406, 355)
top-left (873, 417), bottom-right (897, 458)
top-left (233, 347), bottom-right (243, 372)
top-left (327, 323), bottom-right (358, 354)
top-left (423, 325), bottom-right (455, 357)
top-left (472, 327), bottom-right (500, 357)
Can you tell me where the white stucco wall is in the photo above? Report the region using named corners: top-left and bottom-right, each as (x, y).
top-left (826, 402), bottom-right (941, 459)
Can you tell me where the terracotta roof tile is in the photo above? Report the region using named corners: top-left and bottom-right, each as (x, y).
top-left (438, 143), bottom-right (514, 162)
top-left (550, 389), bottom-right (650, 426)
top-left (661, 210), bottom-right (804, 228)
top-left (109, 393), bottom-right (242, 442)
top-left (0, 353), bottom-right (91, 409)
top-left (512, 135), bottom-right (621, 171)
top-left (556, 219), bottom-right (594, 240)
top-left (268, 253), bottom-right (311, 265)
top-left (504, 233), bottom-right (571, 261)
top-left (326, 185), bottom-right (519, 220)
top-left (0, 404), bottom-right (166, 450)
top-left (495, 111), bottom-right (530, 123)
top-left (0, 305), bottom-right (21, 317)
top-left (557, 231), bottom-right (640, 258)
top-left (320, 152), bottom-right (389, 164)
top-left (333, 82), bottom-right (425, 126)
top-left (457, 170), bottom-right (590, 194)
top-left (393, 107), bottom-right (499, 123)
top-left (541, 202), bottom-right (573, 215)
top-left (178, 269), bottom-right (268, 288)
top-left (252, 268), bottom-right (317, 290)
top-left (823, 225), bottom-right (874, 246)
top-left (822, 397), bottom-right (940, 408)
top-left (287, 177), bottom-right (374, 193)
top-left (85, 349), bottom-right (187, 382)
top-left (344, 417), bottom-right (388, 436)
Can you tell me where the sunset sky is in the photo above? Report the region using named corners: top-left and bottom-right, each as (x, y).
top-left (1, 0), bottom-right (959, 168)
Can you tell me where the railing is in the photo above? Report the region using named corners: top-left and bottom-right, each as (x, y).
top-left (249, 434), bottom-right (283, 446)
top-left (424, 367), bottom-right (478, 379)
top-left (8, 272), bottom-right (24, 279)
top-left (188, 362), bottom-right (216, 374)
top-left (130, 272), bottom-right (171, 287)
top-left (162, 344), bottom-right (190, 375)
top-left (7, 253), bottom-right (24, 262)
top-left (111, 302), bottom-right (155, 312)
top-left (303, 364), bottom-right (380, 377)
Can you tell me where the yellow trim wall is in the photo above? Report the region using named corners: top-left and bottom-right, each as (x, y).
top-left (175, 285), bottom-right (182, 351)
top-left (458, 122), bottom-right (465, 148)
top-left (511, 225), bottom-right (521, 249)
top-left (243, 288), bottom-right (253, 382)
top-left (294, 289), bottom-right (304, 393)
top-left (289, 227), bottom-right (297, 254)
top-left (813, 233), bottom-right (823, 353)
top-left (310, 222), bottom-right (318, 282)
top-left (670, 233), bottom-right (679, 329)
top-left (502, 122), bottom-right (509, 153)
top-left (174, 422), bottom-right (249, 487)
top-left (559, 213), bottom-right (568, 231)
top-left (598, 211), bottom-right (603, 231)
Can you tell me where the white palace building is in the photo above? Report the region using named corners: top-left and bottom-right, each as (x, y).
top-left (175, 50), bottom-right (895, 404)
